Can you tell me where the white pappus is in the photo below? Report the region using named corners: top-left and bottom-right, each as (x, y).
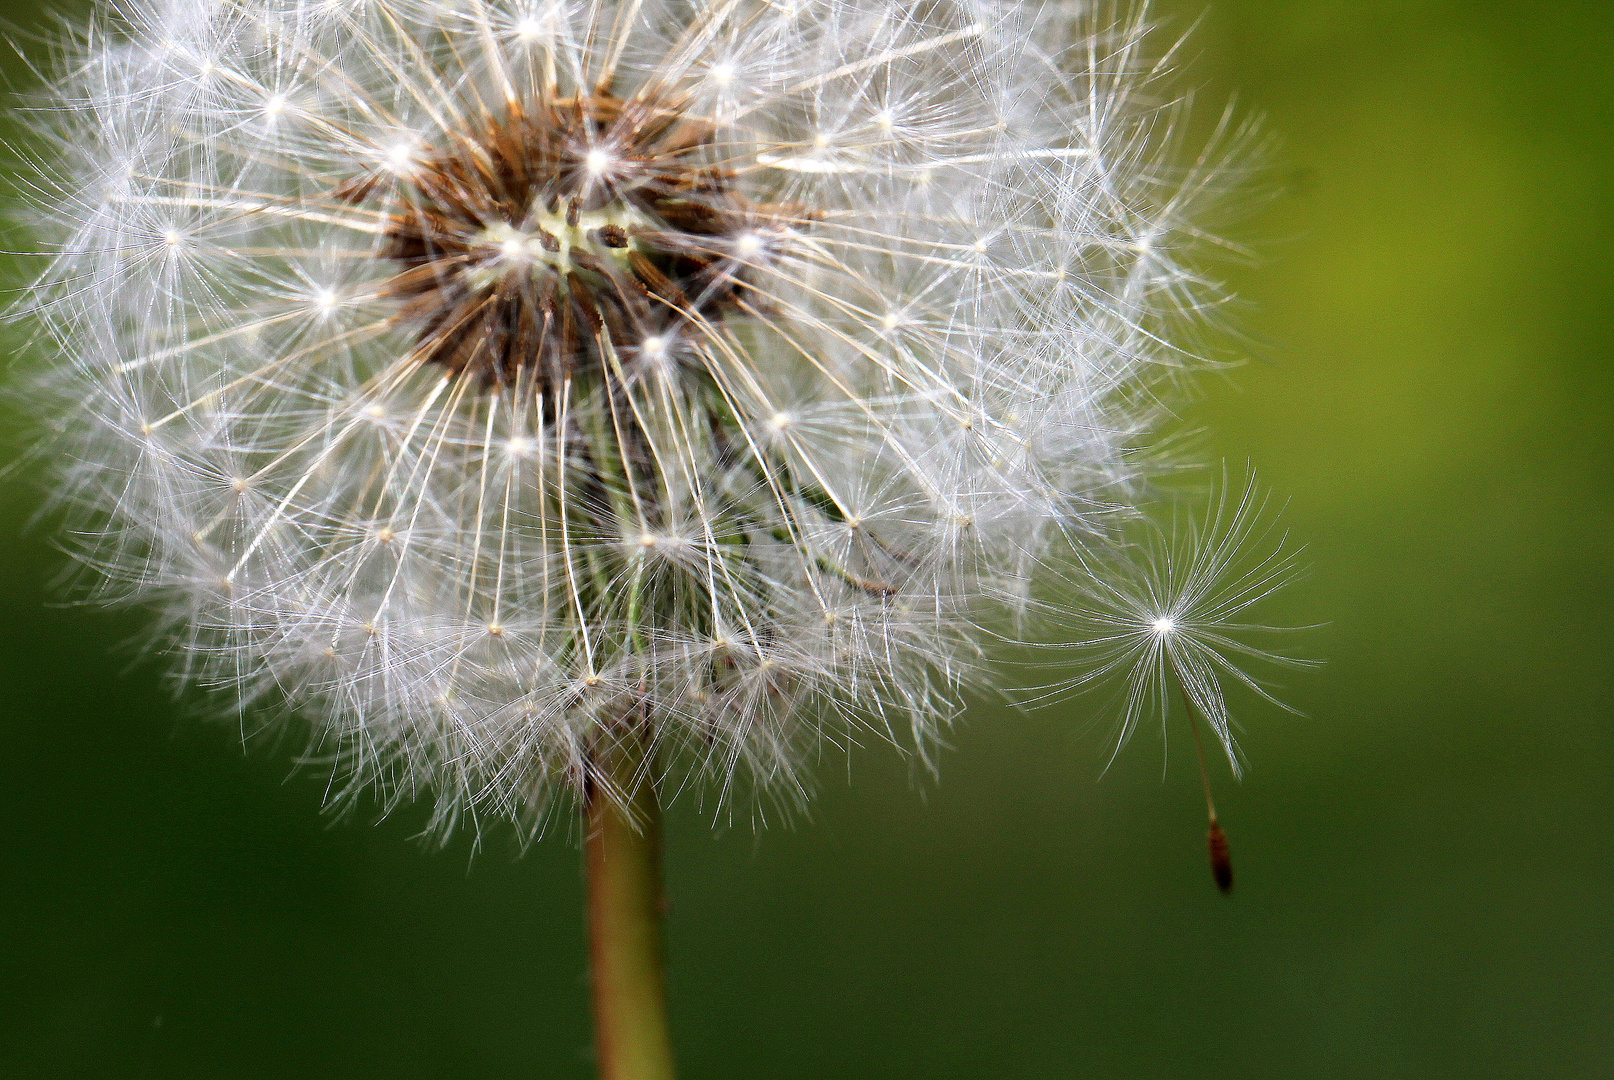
top-left (16, 0), bottom-right (1289, 836)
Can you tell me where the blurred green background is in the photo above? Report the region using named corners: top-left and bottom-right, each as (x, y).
top-left (2, 1), bottom-right (1610, 1076)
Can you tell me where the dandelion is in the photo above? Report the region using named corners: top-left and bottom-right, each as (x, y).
top-left (14, 0), bottom-right (1293, 1074)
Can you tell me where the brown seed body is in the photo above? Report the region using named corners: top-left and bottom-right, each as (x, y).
top-left (1208, 819), bottom-right (1234, 893)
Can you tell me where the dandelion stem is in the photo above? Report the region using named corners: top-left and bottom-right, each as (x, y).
top-left (585, 730), bottom-right (676, 1080)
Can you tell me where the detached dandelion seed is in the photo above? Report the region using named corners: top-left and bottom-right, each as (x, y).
top-left (1062, 483), bottom-right (1318, 890)
top-left (13, 0), bottom-right (1304, 1074)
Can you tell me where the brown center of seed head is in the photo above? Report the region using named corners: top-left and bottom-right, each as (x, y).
top-left (343, 91), bottom-right (783, 388)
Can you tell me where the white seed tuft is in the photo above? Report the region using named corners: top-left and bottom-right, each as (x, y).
top-left (16, 0), bottom-right (1288, 836)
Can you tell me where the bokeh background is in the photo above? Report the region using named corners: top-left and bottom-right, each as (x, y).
top-left (2, 1), bottom-right (1610, 1076)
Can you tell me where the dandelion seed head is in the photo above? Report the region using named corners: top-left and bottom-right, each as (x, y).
top-left (18, 0), bottom-right (1284, 836)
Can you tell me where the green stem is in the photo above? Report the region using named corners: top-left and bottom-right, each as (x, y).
top-left (585, 733), bottom-right (676, 1080)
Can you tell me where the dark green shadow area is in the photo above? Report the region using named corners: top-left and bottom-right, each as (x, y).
top-left (1, 1), bottom-right (1609, 1077)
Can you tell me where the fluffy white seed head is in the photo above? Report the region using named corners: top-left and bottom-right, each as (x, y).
top-left (19, 0), bottom-right (1269, 835)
